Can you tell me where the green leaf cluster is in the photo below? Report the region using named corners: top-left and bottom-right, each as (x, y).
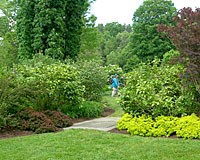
top-left (120, 58), bottom-right (199, 117)
top-left (14, 61), bottom-right (84, 109)
top-left (117, 113), bottom-right (200, 139)
top-left (0, 32), bottom-right (18, 68)
top-left (64, 101), bottom-right (104, 119)
top-left (162, 49), bottom-right (180, 64)
top-left (75, 60), bottom-right (107, 102)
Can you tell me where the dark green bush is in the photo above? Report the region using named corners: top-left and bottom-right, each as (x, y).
top-left (61, 101), bottom-right (104, 119)
top-left (0, 103), bottom-right (18, 130)
top-left (120, 58), bottom-right (199, 118)
top-left (78, 101), bottom-right (104, 118)
top-left (76, 60), bottom-right (107, 102)
top-left (14, 62), bottom-right (84, 110)
top-left (0, 70), bottom-right (23, 129)
top-left (19, 53), bottom-right (59, 67)
top-left (123, 55), bottom-right (140, 73)
top-left (0, 71), bottom-right (50, 113)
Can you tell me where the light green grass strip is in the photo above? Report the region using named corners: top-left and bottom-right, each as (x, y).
top-left (102, 94), bottom-right (124, 117)
top-left (0, 129), bottom-right (200, 160)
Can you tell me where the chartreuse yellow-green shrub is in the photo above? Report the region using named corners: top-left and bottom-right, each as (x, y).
top-left (150, 116), bottom-right (178, 137)
top-left (127, 114), bottom-right (154, 137)
top-left (175, 114), bottom-right (200, 139)
top-left (116, 113), bottom-right (133, 130)
top-left (117, 113), bottom-right (200, 139)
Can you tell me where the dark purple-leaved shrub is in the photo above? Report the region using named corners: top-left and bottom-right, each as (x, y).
top-left (17, 108), bottom-right (57, 133)
top-left (43, 110), bottom-right (72, 128)
top-left (17, 109), bottom-right (72, 134)
top-left (158, 7), bottom-right (200, 101)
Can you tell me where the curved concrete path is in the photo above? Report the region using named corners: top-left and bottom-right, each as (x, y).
top-left (64, 117), bottom-right (121, 131)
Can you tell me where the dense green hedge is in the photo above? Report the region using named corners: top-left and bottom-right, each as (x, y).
top-left (0, 56), bottom-right (106, 130)
top-left (0, 69), bottom-right (44, 129)
top-left (117, 113), bottom-right (200, 139)
top-left (14, 62), bottom-right (84, 110)
top-left (61, 101), bottom-right (104, 119)
top-left (120, 58), bottom-right (199, 117)
top-left (76, 60), bottom-right (107, 102)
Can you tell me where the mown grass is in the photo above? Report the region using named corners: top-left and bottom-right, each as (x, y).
top-left (102, 91), bottom-right (124, 117)
top-left (0, 129), bottom-right (200, 160)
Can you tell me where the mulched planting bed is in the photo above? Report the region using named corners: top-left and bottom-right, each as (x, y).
top-left (108, 128), bottom-right (130, 135)
top-left (0, 106), bottom-right (115, 139)
top-left (0, 128), bottom-right (35, 139)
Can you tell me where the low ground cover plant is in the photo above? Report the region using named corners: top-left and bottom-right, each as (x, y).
top-left (117, 113), bottom-right (200, 139)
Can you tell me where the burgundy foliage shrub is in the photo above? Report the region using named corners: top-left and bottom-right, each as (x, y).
top-left (17, 109), bottom-right (72, 134)
top-left (17, 108), bottom-right (57, 133)
top-left (158, 7), bottom-right (200, 97)
top-left (43, 110), bottom-right (72, 128)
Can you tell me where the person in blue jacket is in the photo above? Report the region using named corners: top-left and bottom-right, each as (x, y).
top-left (111, 74), bottom-right (120, 97)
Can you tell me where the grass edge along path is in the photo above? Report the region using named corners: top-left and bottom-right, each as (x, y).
top-left (0, 129), bottom-right (200, 160)
top-left (102, 94), bottom-right (124, 117)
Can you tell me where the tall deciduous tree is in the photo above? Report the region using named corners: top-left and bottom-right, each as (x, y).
top-left (97, 23), bottom-right (132, 64)
top-left (0, 0), bottom-right (18, 68)
top-left (104, 22), bottom-right (123, 37)
top-left (0, 0), bottom-right (17, 29)
top-left (79, 14), bottom-right (102, 60)
top-left (130, 0), bottom-right (177, 62)
top-left (106, 31), bottom-right (131, 67)
top-left (0, 16), bottom-right (9, 37)
top-left (16, 0), bottom-right (89, 60)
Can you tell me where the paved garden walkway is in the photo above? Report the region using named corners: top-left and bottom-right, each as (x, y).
top-left (64, 117), bottom-right (121, 131)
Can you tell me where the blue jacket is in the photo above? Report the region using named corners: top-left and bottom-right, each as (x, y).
top-left (111, 78), bottom-right (119, 89)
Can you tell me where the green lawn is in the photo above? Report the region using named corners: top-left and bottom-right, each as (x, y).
top-left (102, 93), bottom-right (124, 117)
top-left (0, 129), bottom-right (200, 160)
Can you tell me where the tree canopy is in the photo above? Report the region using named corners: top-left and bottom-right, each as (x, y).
top-left (130, 0), bottom-right (177, 63)
top-left (16, 0), bottom-right (91, 60)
